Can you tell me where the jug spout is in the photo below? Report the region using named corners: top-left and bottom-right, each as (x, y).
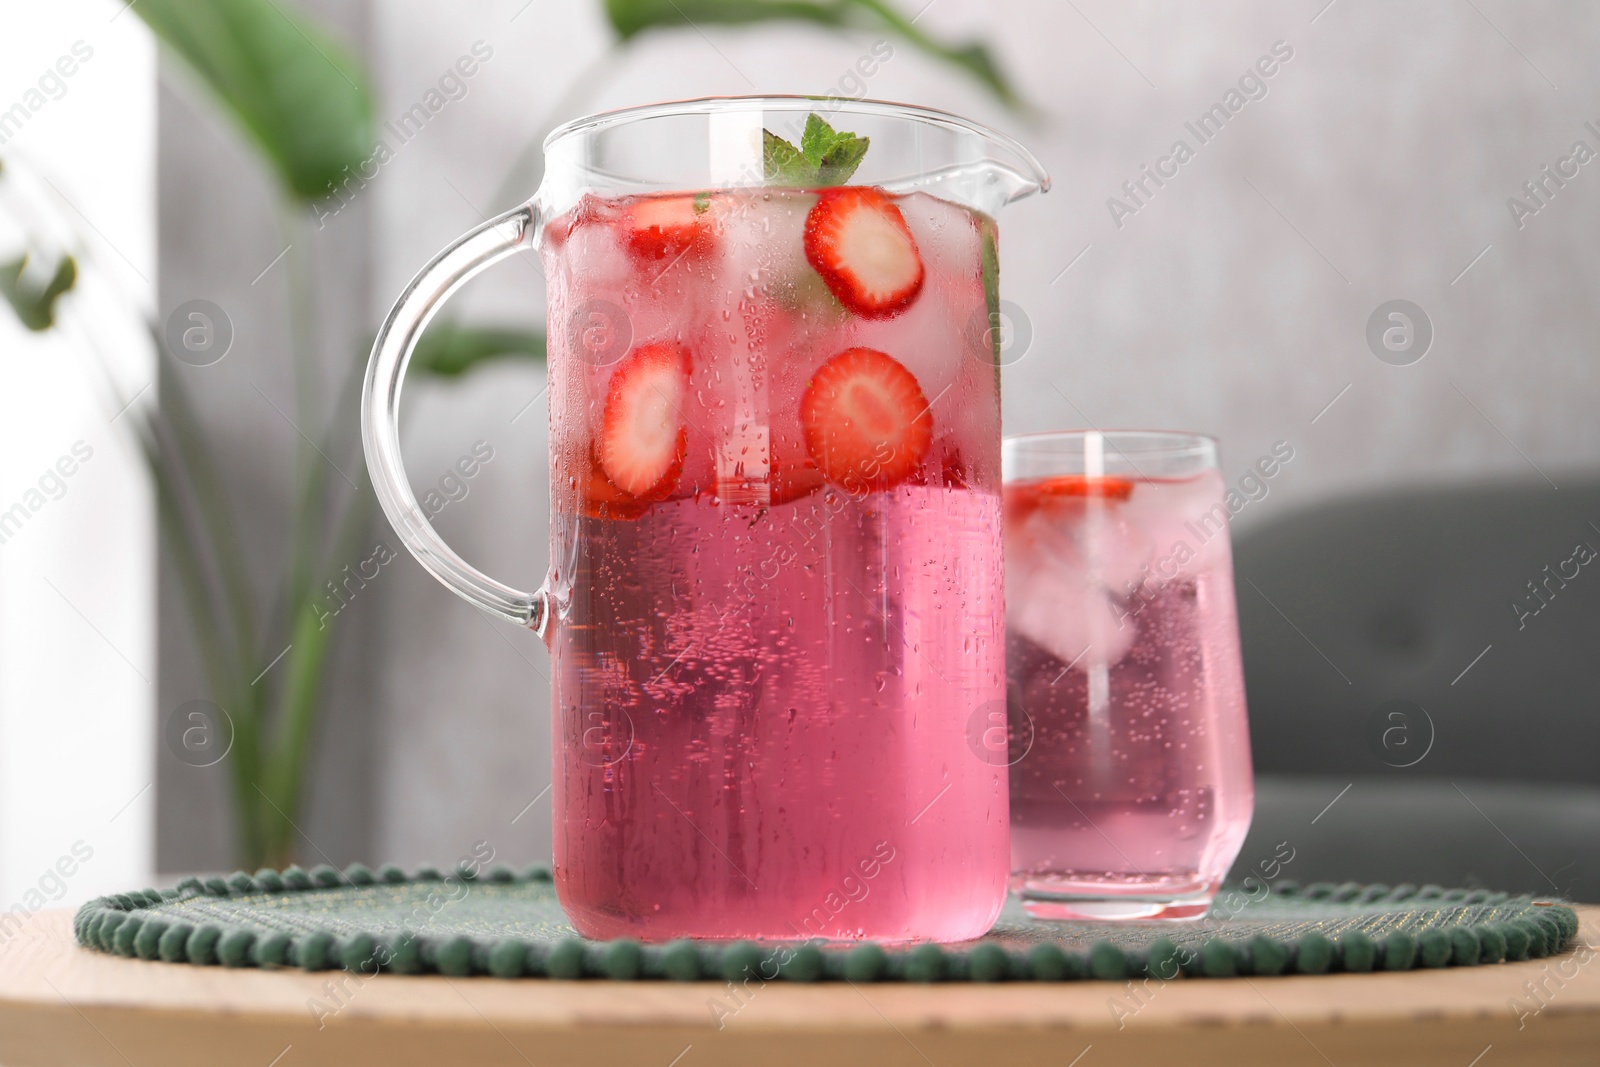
top-left (879, 151), bottom-right (1051, 217)
top-left (845, 101), bottom-right (1050, 216)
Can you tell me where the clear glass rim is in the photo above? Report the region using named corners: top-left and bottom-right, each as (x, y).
top-left (1004, 429), bottom-right (1218, 459)
top-left (1003, 430), bottom-right (1220, 480)
top-left (543, 94), bottom-right (1051, 193)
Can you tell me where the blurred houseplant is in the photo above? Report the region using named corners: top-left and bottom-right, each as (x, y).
top-left (1, 0), bottom-right (1016, 869)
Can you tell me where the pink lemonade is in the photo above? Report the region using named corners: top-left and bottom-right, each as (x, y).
top-left (540, 184), bottom-right (1008, 942)
top-left (1003, 468), bottom-right (1253, 920)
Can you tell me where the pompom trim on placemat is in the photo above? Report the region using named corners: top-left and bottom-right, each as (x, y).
top-left (72, 863), bottom-right (1579, 983)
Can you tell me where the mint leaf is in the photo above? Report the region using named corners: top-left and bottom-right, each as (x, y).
top-left (815, 131), bottom-right (869, 186)
top-left (764, 113), bottom-right (870, 187)
top-left (763, 128), bottom-right (811, 185)
top-left (979, 218), bottom-right (1001, 391)
top-left (799, 113), bottom-right (833, 168)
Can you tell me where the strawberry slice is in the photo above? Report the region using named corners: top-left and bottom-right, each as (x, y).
top-left (621, 193), bottom-right (716, 265)
top-left (803, 187), bottom-right (924, 318)
top-left (1031, 474), bottom-right (1135, 501)
top-left (801, 347), bottom-right (933, 492)
top-left (769, 455), bottom-right (827, 505)
top-left (764, 426), bottom-right (827, 506)
top-left (599, 342), bottom-right (691, 499)
top-left (579, 448), bottom-right (649, 520)
top-left (542, 193), bottom-right (611, 252)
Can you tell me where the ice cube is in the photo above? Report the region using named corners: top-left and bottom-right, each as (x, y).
top-left (839, 193), bottom-right (986, 414)
top-left (896, 191), bottom-right (981, 284)
top-left (1007, 504), bottom-right (1140, 669)
top-left (1119, 471), bottom-right (1233, 581)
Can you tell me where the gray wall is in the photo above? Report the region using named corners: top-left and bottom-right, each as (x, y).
top-left (160, 0), bottom-right (1600, 872)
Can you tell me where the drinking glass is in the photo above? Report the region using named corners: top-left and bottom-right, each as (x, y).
top-left (362, 97), bottom-right (1049, 941)
top-left (1002, 430), bottom-right (1253, 920)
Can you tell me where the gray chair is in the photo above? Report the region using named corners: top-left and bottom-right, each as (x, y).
top-left (1226, 478), bottom-right (1600, 901)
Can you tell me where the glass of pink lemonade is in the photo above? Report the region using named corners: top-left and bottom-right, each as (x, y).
top-left (362, 98), bottom-right (1048, 941)
top-left (1001, 431), bottom-right (1254, 920)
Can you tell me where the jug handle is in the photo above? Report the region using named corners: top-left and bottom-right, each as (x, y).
top-left (360, 203), bottom-right (549, 634)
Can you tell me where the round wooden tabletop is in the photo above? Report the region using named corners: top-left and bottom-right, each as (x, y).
top-left (2, 908), bottom-right (1596, 1066)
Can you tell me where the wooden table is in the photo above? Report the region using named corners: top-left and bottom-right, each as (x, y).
top-left (2, 908), bottom-right (1597, 1066)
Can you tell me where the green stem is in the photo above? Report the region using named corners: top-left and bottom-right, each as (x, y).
top-left (140, 429), bottom-right (232, 709)
top-left (281, 204), bottom-right (323, 620)
top-left (261, 201), bottom-right (321, 865)
top-left (145, 334), bottom-right (274, 865)
top-left (261, 478), bottom-right (374, 860)
top-left (260, 603), bottom-right (334, 861)
top-left (152, 329), bottom-right (263, 674)
top-left (140, 415), bottom-right (268, 866)
top-left (258, 199), bottom-right (376, 864)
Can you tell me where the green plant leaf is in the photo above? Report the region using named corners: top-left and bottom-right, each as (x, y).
top-left (131, 0), bottom-right (374, 203)
top-left (978, 216), bottom-right (1000, 391)
top-left (764, 114), bottom-right (869, 186)
top-left (815, 133), bottom-right (870, 186)
top-left (0, 254), bottom-right (76, 331)
top-left (601, 0), bottom-right (1022, 109)
top-left (937, 40), bottom-right (1017, 108)
top-left (411, 323), bottom-right (546, 378)
top-left (605, 0), bottom-right (852, 38)
top-left (799, 112), bottom-right (834, 166)
top-left (803, 112), bottom-right (870, 184)
top-left (851, 0), bottom-right (1021, 108)
top-left (763, 129), bottom-right (810, 185)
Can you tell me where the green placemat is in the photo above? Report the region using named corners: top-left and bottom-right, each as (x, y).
top-left (73, 864), bottom-right (1577, 983)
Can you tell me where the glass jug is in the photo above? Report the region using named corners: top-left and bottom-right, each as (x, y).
top-left (362, 96), bottom-right (1049, 942)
